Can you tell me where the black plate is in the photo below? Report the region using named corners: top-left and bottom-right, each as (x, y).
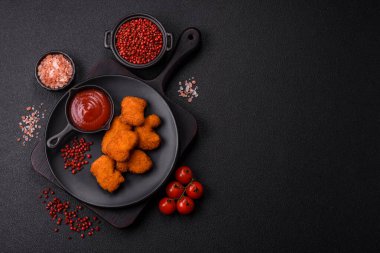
top-left (45, 75), bottom-right (178, 207)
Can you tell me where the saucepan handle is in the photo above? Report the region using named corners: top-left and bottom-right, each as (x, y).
top-left (104, 30), bottom-right (112, 49)
top-left (166, 33), bottom-right (173, 51)
top-left (46, 124), bottom-right (73, 149)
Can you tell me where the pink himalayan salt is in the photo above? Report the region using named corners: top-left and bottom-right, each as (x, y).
top-left (37, 54), bottom-right (73, 89)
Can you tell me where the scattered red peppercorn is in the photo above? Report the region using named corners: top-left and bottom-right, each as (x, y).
top-left (115, 18), bottom-right (163, 65)
top-left (61, 137), bottom-right (93, 174)
top-left (39, 188), bottom-right (102, 239)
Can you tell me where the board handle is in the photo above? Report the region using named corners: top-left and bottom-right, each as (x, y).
top-left (149, 28), bottom-right (201, 92)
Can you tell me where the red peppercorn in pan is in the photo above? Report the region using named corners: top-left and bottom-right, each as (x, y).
top-left (115, 18), bottom-right (163, 65)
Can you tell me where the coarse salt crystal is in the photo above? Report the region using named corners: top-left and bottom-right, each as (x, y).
top-left (37, 54), bottom-right (73, 89)
top-left (177, 77), bottom-right (199, 103)
top-left (17, 103), bottom-right (46, 145)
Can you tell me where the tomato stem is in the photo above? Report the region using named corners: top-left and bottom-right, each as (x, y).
top-left (176, 178), bottom-right (195, 200)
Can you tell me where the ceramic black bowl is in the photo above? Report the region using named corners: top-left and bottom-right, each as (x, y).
top-left (104, 13), bottom-right (173, 69)
top-left (35, 51), bottom-right (75, 91)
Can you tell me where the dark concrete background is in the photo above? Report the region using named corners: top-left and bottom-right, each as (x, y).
top-left (0, 0), bottom-right (379, 252)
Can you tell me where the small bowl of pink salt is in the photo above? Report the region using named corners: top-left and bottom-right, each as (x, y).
top-left (35, 51), bottom-right (75, 90)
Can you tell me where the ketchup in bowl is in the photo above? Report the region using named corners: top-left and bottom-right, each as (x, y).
top-left (68, 88), bottom-right (112, 131)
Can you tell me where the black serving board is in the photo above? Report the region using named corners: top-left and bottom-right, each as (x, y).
top-left (31, 28), bottom-right (201, 228)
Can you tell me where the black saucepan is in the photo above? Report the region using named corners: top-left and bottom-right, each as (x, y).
top-left (46, 85), bottom-right (114, 148)
top-left (104, 13), bottom-right (173, 69)
top-left (45, 28), bottom-right (201, 207)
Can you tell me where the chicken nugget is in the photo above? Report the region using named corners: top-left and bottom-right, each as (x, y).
top-left (90, 155), bottom-right (125, 192)
top-left (126, 150), bottom-right (153, 174)
top-left (116, 161), bottom-right (128, 173)
top-left (105, 129), bottom-right (138, 162)
top-left (144, 114), bottom-right (161, 128)
top-left (135, 114), bottom-right (161, 150)
top-left (101, 116), bottom-right (131, 154)
top-left (120, 96), bottom-right (147, 126)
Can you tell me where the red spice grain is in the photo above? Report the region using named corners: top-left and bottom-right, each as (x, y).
top-left (115, 18), bottom-right (163, 65)
top-left (61, 137), bottom-right (93, 174)
top-left (39, 188), bottom-right (102, 239)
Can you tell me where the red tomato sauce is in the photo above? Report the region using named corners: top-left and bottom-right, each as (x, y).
top-left (68, 88), bottom-right (111, 131)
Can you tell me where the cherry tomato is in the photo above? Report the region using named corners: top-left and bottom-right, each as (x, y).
top-left (186, 181), bottom-right (204, 199)
top-left (175, 166), bottom-right (193, 185)
top-left (176, 196), bottom-right (195, 215)
top-left (158, 198), bottom-right (177, 215)
top-left (166, 181), bottom-right (184, 199)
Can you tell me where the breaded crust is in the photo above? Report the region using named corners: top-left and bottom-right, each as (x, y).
top-left (126, 150), bottom-right (153, 174)
top-left (105, 129), bottom-right (138, 162)
top-left (145, 114), bottom-right (161, 128)
top-left (120, 96), bottom-right (147, 126)
top-left (116, 161), bottom-right (128, 173)
top-left (135, 114), bottom-right (161, 150)
top-left (101, 116), bottom-right (131, 154)
top-left (90, 155), bottom-right (125, 192)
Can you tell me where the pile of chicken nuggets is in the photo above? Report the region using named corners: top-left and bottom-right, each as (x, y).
top-left (90, 96), bottom-right (161, 192)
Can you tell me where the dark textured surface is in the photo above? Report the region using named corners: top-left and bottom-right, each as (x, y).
top-left (0, 1), bottom-right (379, 252)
